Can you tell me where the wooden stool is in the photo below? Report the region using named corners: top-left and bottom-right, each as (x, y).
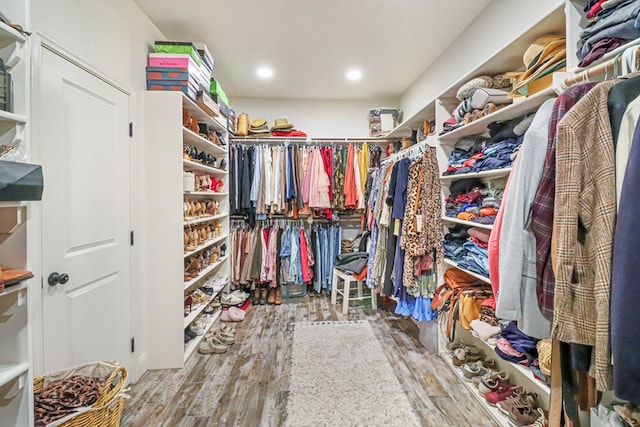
top-left (330, 268), bottom-right (377, 314)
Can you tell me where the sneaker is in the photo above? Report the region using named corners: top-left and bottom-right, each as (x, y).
top-left (462, 359), bottom-right (497, 381)
top-left (526, 408), bottom-right (548, 427)
top-left (497, 392), bottom-right (537, 415)
top-left (485, 384), bottom-right (524, 406)
top-left (471, 370), bottom-right (507, 387)
top-left (508, 405), bottom-right (542, 426)
top-left (221, 293), bottom-right (245, 306)
top-left (191, 321), bottom-right (206, 336)
top-left (478, 374), bottom-right (510, 395)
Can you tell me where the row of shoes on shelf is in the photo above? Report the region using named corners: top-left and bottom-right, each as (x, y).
top-left (183, 222), bottom-right (223, 252)
top-left (184, 244), bottom-right (226, 281)
top-left (184, 144), bottom-right (227, 170)
top-left (182, 108), bottom-right (227, 148)
top-left (185, 304), bottom-right (220, 344)
top-left (448, 342), bottom-right (548, 427)
top-left (250, 286), bottom-right (282, 305)
top-left (184, 288), bottom-right (216, 317)
top-left (184, 173), bottom-right (225, 194)
top-left (184, 199), bottom-right (220, 219)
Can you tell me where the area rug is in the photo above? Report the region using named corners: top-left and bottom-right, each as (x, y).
top-left (285, 320), bottom-right (421, 427)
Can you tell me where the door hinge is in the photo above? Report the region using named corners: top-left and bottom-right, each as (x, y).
top-left (129, 122), bottom-right (133, 137)
top-left (131, 337), bottom-right (135, 353)
top-left (130, 230), bottom-right (134, 246)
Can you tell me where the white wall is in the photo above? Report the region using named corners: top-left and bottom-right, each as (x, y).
top-left (232, 97), bottom-right (400, 138)
top-left (30, 0), bottom-right (164, 381)
top-left (401, 0), bottom-right (564, 119)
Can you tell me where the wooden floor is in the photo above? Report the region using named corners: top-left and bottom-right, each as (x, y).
top-left (122, 296), bottom-right (497, 427)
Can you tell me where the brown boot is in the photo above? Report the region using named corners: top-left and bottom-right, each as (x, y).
top-left (259, 287), bottom-right (268, 305)
top-left (274, 287), bottom-right (282, 305)
top-left (267, 288), bottom-right (276, 304)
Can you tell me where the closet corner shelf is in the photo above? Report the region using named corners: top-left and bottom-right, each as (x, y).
top-left (0, 22), bottom-right (27, 44)
top-left (0, 110), bottom-right (27, 124)
top-left (181, 94), bottom-right (225, 133)
top-left (184, 213), bottom-right (228, 227)
top-left (0, 281), bottom-right (28, 298)
top-left (184, 191), bottom-right (228, 197)
top-left (184, 283), bottom-right (227, 329)
top-left (182, 127), bottom-right (228, 156)
top-left (0, 363), bottom-right (29, 389)
top-left (440, 167), bottom-right (512, 181)
top-left (438, 88), bottom-right (556, 142)
top-left (444, 258), bottom-right (491, 285)
top-left (441, 216), bottom-right (493, 230)
top-left (183, 159), bottom-right (228, 176)
top-left (184, 309), bottom-right (222, 361)
top-left (441, 355), bottom-right (512, 427)
top-left (471, 335), bottom-right (551, 395)
top-left (183, 234), bottom-right (229, 259)
top-left (183, 255), bottom-right (229, 291)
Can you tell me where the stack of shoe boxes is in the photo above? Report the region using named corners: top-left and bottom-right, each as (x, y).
top-left (0, 58), bottom-right (12, 112)
top-left (146, 41), bottom-right (212, 101)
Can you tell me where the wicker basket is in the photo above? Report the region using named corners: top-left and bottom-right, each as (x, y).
top-left (34, 361), bottom-right (127, 427)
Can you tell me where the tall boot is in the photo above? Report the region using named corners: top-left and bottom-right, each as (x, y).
top-left (267, 288), bottom-right (276, 304)
top-left (259, 287), bottom-right (268, 305)
top-left (274, 287), bottom-right (282, 305)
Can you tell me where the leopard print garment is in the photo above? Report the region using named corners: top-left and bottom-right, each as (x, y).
top-left (332, 148), bottom-right (346, 210)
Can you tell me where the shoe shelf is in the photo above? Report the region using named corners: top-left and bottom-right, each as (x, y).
top-left (0, 363), bottom-right (29, 390)
top-left (441, 355), bottom-right (513, 427)
top-left (438, 88), bottom-right (557, 143)
top-left (183, 309), bottom-right (222, 362)
top-left (0, 281), bottom-right (28, 298)
top-left (182, 127), bottom-right (227, 156)
top-left (183, 213), bottom-right (228, 227)
top-left (184, 255), bottom-right (229, 291)
top-left (184, 191), bottom-right (228, 197)
top-left (444, 258), bottom-right (491, 285)
top-left (183, 233), bottom-right (228, 259)
top-left (441, 216), bottom-right (493, 230)
top-left (0, 110), bottom-right (27, 124)
top-left (181, 94), bottom-right (225, 133)
top-left (0, 21), bottom-right (27, 44)
top-left (183, 159), bottom-right (228, 176)
top-left (184, 285), bottom-right (226, 329)
top-left (440, 167), bottom-right (512, 181)
top-left (469, 332), bottom-right (551, 396)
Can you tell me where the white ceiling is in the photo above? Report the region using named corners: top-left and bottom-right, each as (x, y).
top-left (134, 0), bottom-right (492, 100)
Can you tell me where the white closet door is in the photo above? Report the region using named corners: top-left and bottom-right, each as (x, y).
top-left (39, 46), bottom-right (132, 373)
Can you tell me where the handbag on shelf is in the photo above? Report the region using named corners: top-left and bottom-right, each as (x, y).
top-left (237, 113), bottom-right (249, 136)
top-left (470, 88), bottom-right (512, 110)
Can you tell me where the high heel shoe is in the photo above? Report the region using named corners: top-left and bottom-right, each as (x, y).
top-left (184, 295), bottom-right (193, 317)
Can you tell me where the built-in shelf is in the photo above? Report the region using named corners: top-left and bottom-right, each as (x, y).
top-left (184, 213), bottom-right (228, 227)
top-left (184, 191), bottom-right (228, 197)
top-left (439, 88), bottom-right (556, 142)
top-left (571, 37), bottom-right (640, 73)
top-left (381, 100), bottom-right (436, 140)
top-left (184, 255), bottom-right (229, 291)
top-left (184, 233), bottom-right (229, 259)
top-left (182, 94), bottom-right (225, 133)
top-left (0, 281), bottom-right (28, 298)
top-left (0, 21), bottom-right (27, 44)
top-left (184, 310), bottom-right (222, 361)
top-left (441, 216), bottom-right (493, 230)
top-left (441, 355), bottom-right (512, 427)
top-left (0, 363), bottom-right (29, 389)
top-left (183, 159), bottom-right (228, 176)
top-left (444, 258), bottom-right (491, 285)
top-left (440, 168), bottom-right (512, 181)
top-left (0, 110), bottom-right (27, 124)
top-left (184, 284), bottom-right (226, 329)
top-left (182, 127), bottom-right (228, 156)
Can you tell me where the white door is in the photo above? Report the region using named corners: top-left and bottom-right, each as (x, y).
top-left (39, 46), bottom-right (132, 373)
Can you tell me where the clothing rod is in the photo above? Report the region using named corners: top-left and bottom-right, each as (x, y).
top-left (230, 137), bottom-right (388, 143)
top-left (380, 140), bottom-right (429, 165)
top-left (564, 46), bottom-right (640, 87)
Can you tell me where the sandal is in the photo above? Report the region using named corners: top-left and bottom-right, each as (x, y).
top-left (198, 335), bottom-right (228, 354)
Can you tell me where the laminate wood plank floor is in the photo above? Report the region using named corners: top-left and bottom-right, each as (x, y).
top-left (122, 296), bottom-right (497, 427)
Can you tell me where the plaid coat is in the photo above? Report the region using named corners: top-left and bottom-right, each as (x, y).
top-left (554, 80), bottom-right (617, 391)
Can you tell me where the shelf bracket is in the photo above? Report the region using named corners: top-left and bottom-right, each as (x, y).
top-left (0, 373), bottom-right (26, 400)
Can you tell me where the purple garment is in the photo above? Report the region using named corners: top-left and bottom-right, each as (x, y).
top-left (391, 158), bottom-right (411, 220)
top-left (578, 38), bottom-right (627, 67)
top-left (611, 115), bottom-right (640, 402)
top-left (579, 18), bottom-right (640, 59)
top-left (471, 215), bottom-right (496, 225)
top-left (500, 321), bottom-right (539, 355)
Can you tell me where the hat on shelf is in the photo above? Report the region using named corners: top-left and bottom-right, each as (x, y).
top-left (271, 117), bottom-right (294, 130)
top-left (509, 35), bottom-right (566, 97)
top-left (249, 117), bottom-right (270, 134)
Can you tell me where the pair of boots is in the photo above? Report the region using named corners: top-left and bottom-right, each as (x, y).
top-left (251, 287), bottom-right (282, 305)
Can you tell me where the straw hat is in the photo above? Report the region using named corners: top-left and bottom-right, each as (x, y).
top-left (510, 35), bottom-right (566, 96)
top-left (250, 118), bottom-right (267, 129)
top-left (271, 117), bottom-right (294, 130)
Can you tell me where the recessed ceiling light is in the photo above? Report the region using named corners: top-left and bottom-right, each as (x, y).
top-left (257, 66), bottom-right (274, 79)
top-left (346, 69), bottom-right (363, 81)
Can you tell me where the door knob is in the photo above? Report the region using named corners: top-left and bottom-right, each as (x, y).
top-left (48, 272), bottom-right (70, 286)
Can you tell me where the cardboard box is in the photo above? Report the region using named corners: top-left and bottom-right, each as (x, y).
top-left (145, 67), bottom-right (191, 81)
top-left (209, 79), bottom-right (228, 106)
top-left (154, 41), bottom-right (202, 66)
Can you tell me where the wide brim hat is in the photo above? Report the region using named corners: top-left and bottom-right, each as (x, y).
top-left (271, 117), bottom-right (294, 130)
top-left (523, 35), bottom-right (565, 72)
top-left (250, 118), bottom-right (267, 129)
top-left (510, 36), bottom-right (566, 96)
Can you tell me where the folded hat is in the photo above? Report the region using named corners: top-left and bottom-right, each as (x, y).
top-left (272, 117), bottom-right (294, 130)
top-left (250, 118), bottom-right (267, 128)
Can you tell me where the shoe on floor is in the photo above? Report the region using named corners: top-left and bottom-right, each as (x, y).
top-left (267, 288), bottom-right (276, 304)
top-left (259, 288), bottom-right (268, 305)
top-left (274, 287), bottom-right (282, 305)
top-left (250, 289), bottom-right (259, 305)
top-left (198, 335), bottom-right (228, 354)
